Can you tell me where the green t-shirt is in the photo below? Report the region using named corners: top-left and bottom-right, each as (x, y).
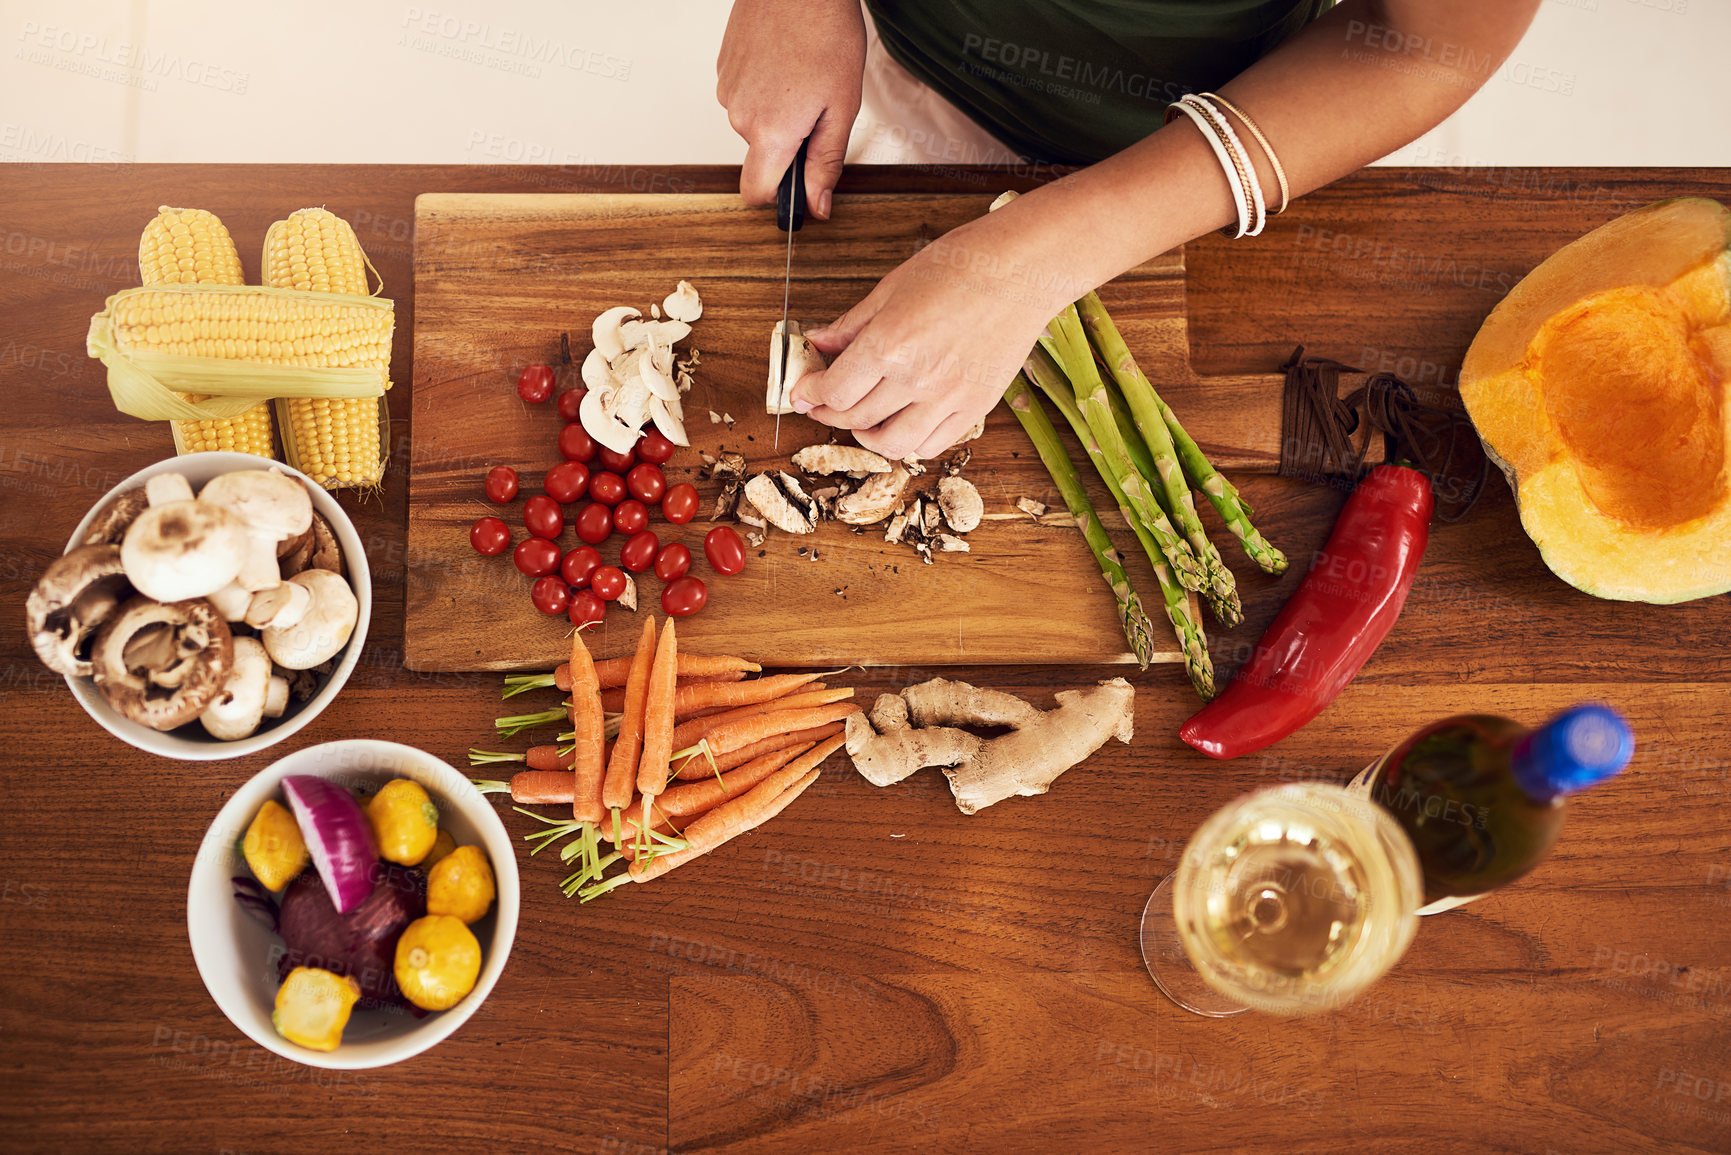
top-left (865, 0), bottom-right (1330, 164)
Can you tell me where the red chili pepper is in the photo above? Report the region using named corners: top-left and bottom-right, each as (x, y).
top-left (1180, 464), bottom-right (1434, 760)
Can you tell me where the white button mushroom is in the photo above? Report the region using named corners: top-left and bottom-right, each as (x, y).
top-left (261, 569), bottom-right (358, 670)
top-left (263, 673), bottom-right (291, 720)
top-left (121, 499), bottom-right (250, 603)
top-left (198, 469), bottom-right (314, 592)
top-left (200, 636), bottom-right (272, 740)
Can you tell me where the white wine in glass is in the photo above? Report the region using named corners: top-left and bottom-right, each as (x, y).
top-left (1141, 782), bottom-right (1423, 1017)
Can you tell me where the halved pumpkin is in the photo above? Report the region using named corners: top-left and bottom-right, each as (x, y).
top-left (1461, 198), bottom-right (1731, 603)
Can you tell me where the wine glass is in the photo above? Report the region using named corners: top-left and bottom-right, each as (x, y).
top-left (1141, 782), bottom-right (1423, 1017)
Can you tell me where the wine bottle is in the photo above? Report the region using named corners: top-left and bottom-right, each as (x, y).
top-left (1348, 704), bottom-right (1632, 915)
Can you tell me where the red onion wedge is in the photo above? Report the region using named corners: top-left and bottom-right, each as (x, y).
top-left (281, 775), bottom-right (378, 913)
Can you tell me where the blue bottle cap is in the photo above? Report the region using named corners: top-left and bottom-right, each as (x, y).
top-left (1513, 704), bottom-right (1634, 800)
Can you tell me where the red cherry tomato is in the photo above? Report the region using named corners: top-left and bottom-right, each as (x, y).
top-left (654, 542), bottom-right (692, 582)
top-left (590, 565), bottom-right (627, 602)
top-left (517, 363), bottom-right (555, 403)
top-left (619, 529), bottom-right (659, 573)
top-left (556, 388), bottom-right (586, 423)
top-left (661, 576), bottom-right (708, 617)
top-left (589, 471), bottom-right (627, 506)
top-left (661, 482), bottom-right (699, 525)
top-left (524, 494), bottom-right (563, 540)
top-left (568, 589), bottom-right (605, 628)
top-left (483, 466), bottom-right (518, 503)
top-left (558, 422), bottom-right (597, 463)
top-left (597, 444), bottom-right (636, 474)
top-left (513, 537), bottom-right (561, 578)
top-left (574, 502), bottom-right (614, 545)
top-left (470, 516), bottom-right (510, 556)
top-left (530, 575), bottom-right (570, 616)
top-left (612, 499), bottom-right (649, 536)
top-left (704, 526), bottom-right (747, 576)
top-left (625, 463), bottom-right (666, 504)
top-left (637, 429), bottom-right (677, 465)
top-left (561, 545), bottom-right (602, 588)
top-left (544, 460), bottom-right (590, 504)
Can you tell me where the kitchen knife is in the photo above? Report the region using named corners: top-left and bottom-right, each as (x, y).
top-left (774, 139), bottom-right (808, 449)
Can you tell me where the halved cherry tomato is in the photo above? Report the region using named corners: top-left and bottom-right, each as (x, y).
top-left (517, 364), bottom-right (555, 403)
top-left (612, 499), bottom-right (649, 536)
top-left (619, 530), bottom-right (659, 573)
top-left (513, 537), bottom-right (561, 578)
top-left (531, 575), bottom-right (570, 616)
top-left (574, 503), bottom-right (614, 545)
top-left (556, 388), bottom-right (586, 423)
top-left (597, 445), bottom-right (636, 474)
top-left (568, 589), bottom-right (605, 628)
top-left (544, 461), bottom-right (590, 504)
top-left (558, 422), bottom-right (597, 463)
top-left (470, 516), bottom-right (510, 556)
top-left (637, 430), bottom-right (676, 465)
top-left (589, 471), bottom-right (627, 506)
top-left (661, 483), bottom-right (699, 525)
top-left (654, 542), bottom-right (691, 582)
top-left (483, 466), bottom-right (518, 503)
top-left (524, 494), bottom-right (562, 540)
top-left (590, 565), bottom-right (627, 602)
top-left (704, 526), bottom-right (747, 575)
top-left (661, 576), bottom-right (708, 617)
top-left (561, 545), bottom-right (602, 588)
top-left (626, 463), bottom-right (666, 504)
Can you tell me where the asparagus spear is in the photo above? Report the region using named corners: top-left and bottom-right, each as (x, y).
top-left (1077, 292), bottom-right (1286, 577)
top-left (1003, 375), bottom-right (1159, 669)
top-left (1024, 351), bottom-right (1215, 700)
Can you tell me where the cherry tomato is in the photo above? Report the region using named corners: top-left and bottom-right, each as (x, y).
top-left (574, 502), bottom-right (614, 545)
top-left (544, 460), bottom-right (590, 504)
top-left (589, 471), bottom-right (627, 506)
top-left (661, 482), bottom-right (699, 525)
top-left (597, 444), bottom-right (636, 474)
top-left (590, 565), bottom-right (627, 602)
top-left (558, 422), bottom-right (597, 463)
top-left (661, 576), bottom-right (708, 617)
top-left (625, 463), bottom-right (666, 504)
top-left (513, 537), bottom-right (561, 578)
top-left (470, 516), bottom-right (510, 556)
top-left (654, 542), bottom-right (692, 582)
top-left (556, 388), bottom-right (586, 423)
top-left (704, 526), bottom-right (747, 576)
top-left (524, 494), bottom-right (563, 540)
top-left (530, 575), bottom-right (570, 616)
top-left (637, 430), bottom-right (677, 465)
top-left (619, 530), bottom-right (659, 573)
top-left (568, 589), bottom-right (605, 628)
top-left (517, 363), bottom-right (555, 403)
top-left (561, 545), bottom-right (602, 588)
top-left (612, 499), bottom-right (649, 536)
top-left (483, 466), bottom-right (518, 503)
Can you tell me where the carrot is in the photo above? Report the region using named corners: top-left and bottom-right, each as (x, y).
top-left (636, 618), bottom-right (679, 799)
top-left (603, 791), bottom-right (684, 847)
top-left (668, 672), bottom-right (830, 718)
top-left (678, 683), bottom-right (827, 723)
top-left (672, 722), bottom-right (845, 780)
top-left (659, 741), bottom-right (815, 817)
top-left (510, 770), bottom-right (578, 805)
top-left (578, 653), bottom-right (760, 691)
top-left (602, 617), bottom-right (657, 811)
top-left (701, 702), bottom-right (862, 758)
top-left (669, 687), bottom-right (853, 752)
top-left (569, 626), bottom-right (607, 824)
top-left (527, 745), bottom-right (566, 772)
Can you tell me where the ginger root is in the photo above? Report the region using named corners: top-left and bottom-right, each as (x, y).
top-left (846, 677), bottom-right (1134, 814)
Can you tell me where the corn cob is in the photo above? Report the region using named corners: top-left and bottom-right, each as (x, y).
top-left (138, 206), bottom-right (277, 459)
top-left (262, 208), bottom-right (388, 488)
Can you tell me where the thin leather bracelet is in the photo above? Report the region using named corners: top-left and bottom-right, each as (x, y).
top-left (1200, 91), bottom-right (1290, 215)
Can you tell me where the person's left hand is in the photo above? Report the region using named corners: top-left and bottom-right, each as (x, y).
top-left (792, 214), bottom-right (1062, 460)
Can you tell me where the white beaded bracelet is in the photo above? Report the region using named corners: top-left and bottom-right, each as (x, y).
top-left (1164, 98), bottom-right (1252, 239)
top-left (1182, 94), bottom-right (1267, 236)
top-left (1200, 91), bottom-right (1290, 215)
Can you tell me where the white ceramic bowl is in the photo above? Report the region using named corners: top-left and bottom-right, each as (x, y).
top-left (61, 451), bottom-right (371, 760)
top-left (187, 740), bottom-right (520, 1069)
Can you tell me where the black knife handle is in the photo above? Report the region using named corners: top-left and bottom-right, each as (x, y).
top-left (776, 140), bottom-right (808, 233)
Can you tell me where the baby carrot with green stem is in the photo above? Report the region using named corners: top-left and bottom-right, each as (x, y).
top-left (569, 625), bottom-right (607, 825)
top-left (668, 687), bottom-right (853, 751)
top-left (633, 618), bottom-right (680, 856)
top-left (669, 672), bottom-right (831, 717)
top-left (501, 654), bottom-right (760, 698)
top-left (671, 722), bottom-right (845, 780)
top-left (699, 702), bottom-right (861, 759)
top-left (659, 741), bottom-right (814, 817)
top-left (602, 616), bottom-right (657, 820)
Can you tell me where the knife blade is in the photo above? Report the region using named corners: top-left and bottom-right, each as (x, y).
top-left (774, 139), bottom-right (808, 449)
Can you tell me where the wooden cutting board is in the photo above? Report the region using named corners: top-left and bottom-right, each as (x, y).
top-left (405, 192), bottom-right (1285, 670)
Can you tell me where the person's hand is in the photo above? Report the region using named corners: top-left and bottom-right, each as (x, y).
top-left (715, 0), bottom-right (865, 219)
top-left (793, 213), bottom-right (1063, 460)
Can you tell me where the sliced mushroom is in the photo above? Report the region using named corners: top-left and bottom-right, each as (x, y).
top-left (767, 320), bottom-right (827, 415)
top-left (199, 469), bottom-right (314, 592)
top-left (711, 480), bottom-right (742, 522)
top-left (883, 505), bottom-right (913, 543)
top-left (836, 465), bottom-right (912, 526)
top-left (619, 574), bottom-right (638, 611)
top-left (82, 488), bottom-right (150, 547)
top-left (1016, 497), bottom-right (1047, 519)
top-left (662, 280), bottom-right (702, 323)
top-left (636, 341), bottom-right (681, 402)
top-left (619, 318), bottom-right (691, 353)
top-left (263, 674), bottom-right (291, 719)
top-left (935, 533), bottom-right (971, 553)
top-left (91, 595), bottom-right (233, 731)
top-left (581, 346), bottom-right (619, 393)
top-left (200, 636), bottom-right (272, 741)
top-left (26, 544), bottom-right (133, 678)
top-left (744, 472), bottom-right (817, 534)
top-left (937, 476), bottom-right (984, 533)
top-left (592, 306), bottom-right (641, 363)
top-left (709, 452), bottom-right (747, 481)
top-left (735, 493), bottom-right (768, 531)
top-left (121, 499), bottom-right (250, 603)
top-left (580, 387), bottom-right (644, 455)
top-left (791, 444), bottom-right (892, 478)
top-left (649, 395), bottom-right (689, 447)
top-left (261, 570), bottom-right (358, 670)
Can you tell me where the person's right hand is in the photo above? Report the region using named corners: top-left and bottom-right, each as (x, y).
top-left (715, 0), bottom-right (865, 219)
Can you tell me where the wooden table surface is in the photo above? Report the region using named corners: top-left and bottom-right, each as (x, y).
top-left (3, 164), bottom-right (1729, 1155)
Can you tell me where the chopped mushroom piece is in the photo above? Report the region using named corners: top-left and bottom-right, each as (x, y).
top-left (744, 472), bottom-right (817, 534)
top-left (836, 465), bottom-right (911, 526)
top-left (791, 444), bottom-right (892, 478)
top-left (766, 320), bottom-right (827, 415)
top-left (591, 306), bottom-right (640, 363)
top-left (1016, 497), bottom-right (1047, 519)
top-left (91, 595), bottom-right (234, 731)
top-left (937, 476), bottom-right (984, 533)
top-left (935, 534), bottom-right (971, 553)
top-left (619, 574), bottom-right (638, 611)
top-left (26, 544), bottom-right (132, 678)
top-left (662, 280), bottom-right (702, 323)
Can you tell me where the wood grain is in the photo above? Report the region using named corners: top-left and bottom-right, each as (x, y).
top-left (1, 165), bottom-right (1729, 1155)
